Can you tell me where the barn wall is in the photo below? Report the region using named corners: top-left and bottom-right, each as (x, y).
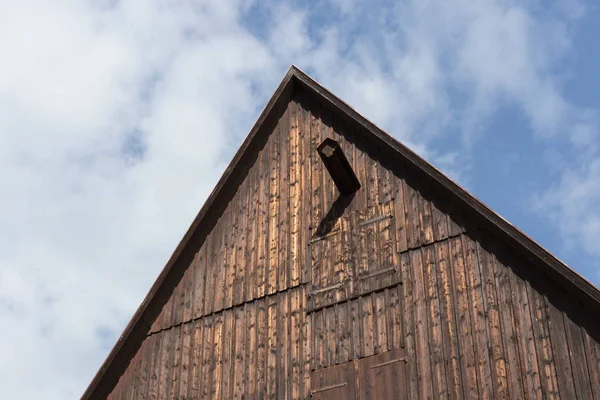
top-left (108, 92), bottom-right (600, 399)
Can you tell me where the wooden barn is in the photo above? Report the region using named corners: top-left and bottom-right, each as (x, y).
top-left (83, 66), bottom-right (600, 399)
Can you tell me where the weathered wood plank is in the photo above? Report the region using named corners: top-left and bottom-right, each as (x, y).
top-left (221, 309), bottom-right (235, 399)
top-left (494, 253), bottom-right (525, 400)
top-left (373, 291), bottom-right (388, 354)
top-left (224, 196), bottom-right (237, 309)
top-left (301, 287), bottom-right (312, 399)
top-left (200, 316), bottom-right (214, 399)
top-left (256, 298), bottom-right (268, 398)
top-left (139, 336), bottom-right (152, 400)
top-left (245, 301), bottom-right (257, 399)
top-left (169, 326), bottom-right (183, 399)
top-left (245, 156), bottom-right (259, 303)
top-left (392, 173), bottom-right (409, 253)
top-left (337, 300), bottom-right (351, 365)
top-left (527, 280), bottom-right (559, 399)
top-left (400, 250), bottom-right (419, 399)
top-left (192, 247), bottom-right (206, 320)
top-left (267, 122), bottom-right (281, 296)
top-left (478, 243), bottom-right (509, 399)
top-left (464, 236), bottom-right (494, 400)
top-left (290, 288), bottom-right (302, 400)
top-left (360, 294), bottom-right (375, 358)
top-left (186, 320), bottom-right (202, 399)
top-left (423, 244), bottom-right (448, 400)
top-left (210, 313), bottom-right (223, 400)
top-left (508, 263), bottom-right (543, 400)
top-left (450, 236), bottom-right (478, 399)
top-left (278, 106), bottom-right (291, 293)
top-left (563, 311), bottom-right (594, 399)
top-left (157, 328), bottom-right (173, 400)
top-left (386, 285), bottom-right (404, 351)
top-left (278, 293), bottom-right (290, 400)
top-left (411, 248), bottom-right (434, 400)
top-left (266, 296), bottom-right (278, 399)
top-left (234, 179), bottom-right (248, 306)
top-left (233, 305), bottom-right (246, 399)
top-left (256, 139), bottom-right (270, 299)
top-left (289, 100), bottom-right (302, 288)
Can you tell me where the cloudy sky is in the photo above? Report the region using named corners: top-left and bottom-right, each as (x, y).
top-left (1, 0), bottom-right (599, 398)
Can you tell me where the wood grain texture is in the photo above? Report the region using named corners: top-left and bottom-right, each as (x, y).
top-left (107, 95), bottom-right (600, 400)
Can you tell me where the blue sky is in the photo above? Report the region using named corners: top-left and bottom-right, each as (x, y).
top-left (1, 0), bottom-right (599, 398)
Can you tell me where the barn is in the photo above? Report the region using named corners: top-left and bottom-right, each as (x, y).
top-left (83, 66), bottom-right (600, 399)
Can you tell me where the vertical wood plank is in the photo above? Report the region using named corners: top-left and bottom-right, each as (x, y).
top-left (245, 302), bottom-right (257, 399)
top-left (234, 180), bottom-right (248, 306)
top-left (494, 253), bottom-right (526, 400)
top-left (373, 291), bottom-right (388, 354)
top-left (147, 332), bottom-right (162, 400)
top-left (478, 243), bottom-right (510, 399)
top-left (210, 313), bottom-right (223, 400)
top-left (289, 100), bottom-right (302, 288)
top-left (256, 298), bottom-right (268, 398)
top-left (200, 316), bottom-right (214, 400)
top-left (527, 281), bottom-right (559, 399)
top-left (404, 181), bottom-right (422, 249)
top-left (360, 294), bottom-right (375, 358)
top-left (418, 189), bottom-right (435, 245)
top-left (221, 309), bottom-right (235, 400)
top-left (278, 293), bottom-right (290, 400)
top-left (169, 326), bottom-right (183, 400)
top-left (207, 221), bottom-right (221, 314)
top-left (450, 236), bottom-right (479, 399)
top-left (192, 246), bottom-right (207, 319)
top-left (325, 305), bottom-right (337, 367)
top-left (278, 105), bottom-right (291, 292)
top-left (392, 173), bottom-right (409, 253)
top-left (139, 336), bottom-right (152, 400)
top-left (337, 300), bottom-right (351, 364)
top-left (187, 320), bottom-right (203, 399)
top-left (508, 265), bottom-right (543, 400)
top-left (423, 245), bottom-right (448, 400)
top-left (267, 296), bottom-right (278, 399)
top-left (157, 329), bottom-right (173, 400)
top-left (182, 261), bottom-right (195, 323)
top-left (291, 288), bottom-right (302, 400)
top-left (256, 140), bottom-right (270, 299)
top-left (245, 156), bottom-right (259, 303)
top-left (224, 199), bottom-right (237, 309)
top-left (411, 248), bottom-right (433, 400)
top-left (267, 125), bottom-right (280, 296)
top-left (400, 250), bottom-right (419, 399)
top-left (582, 327), bottom-right (600, 399)
top-left (349, 296), bottom-right (362, 360)
top-left (563, 312), bottom-right (594, 399)
top-left (464, 237), bottom-right (494, 400)
top-left (233, 305), bottom-right (247, 399)
top-left (386, 285), bottom-right (404, 350)
top-left (301, 287), bottom-right (312, 399)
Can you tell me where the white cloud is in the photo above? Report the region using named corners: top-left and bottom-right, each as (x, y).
top-left (0, 0), bottom-right (596, 398)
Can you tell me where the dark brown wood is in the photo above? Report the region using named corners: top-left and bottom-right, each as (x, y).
top-left (357, 348), bottom-right (408, 400)
top-left (89, 66), bottom-right (600, 400)
top-left (311, 361), bottom-right (357, 400)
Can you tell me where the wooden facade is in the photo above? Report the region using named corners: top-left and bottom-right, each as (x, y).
top-left (84, 67), bottom-right (600, 399)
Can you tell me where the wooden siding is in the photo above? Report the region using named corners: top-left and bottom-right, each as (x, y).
top-left (108, 94), bottom-right (600, 399)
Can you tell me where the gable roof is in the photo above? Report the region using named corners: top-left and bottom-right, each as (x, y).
top-left (82, 65), bottom-right (600, 399)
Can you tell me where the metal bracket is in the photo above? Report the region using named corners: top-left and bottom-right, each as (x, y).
top-left (358, 266), bottom-right (397, 280)
top-left (369, 357), bottom-right (407, 369)
top-left (308, 282), bottom-right (345, 297)
top-left (309, 229), bottom-right (341, 245)
top-left (311, 382), bottom-right (347, 394)
top-left (359, 214), bottom-right (393, 227)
